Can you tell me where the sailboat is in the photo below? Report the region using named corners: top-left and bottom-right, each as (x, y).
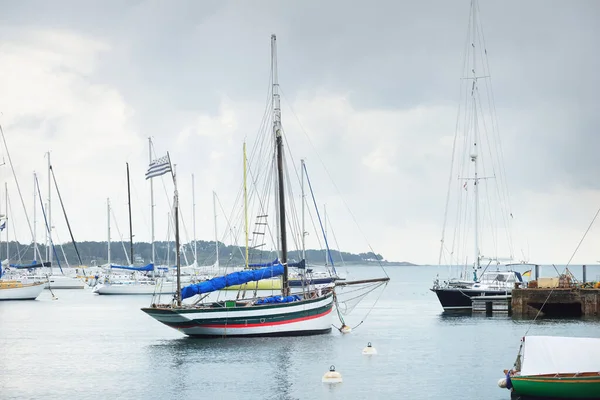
top-left (499, 336), bottom-right (600, 398)
top-left (430, 0), bottom-right (527, 311)
top-left (93, 161), bottom-right (176, 296)
top-left (0, 254), bottom-right (45, 300)
top-left (142, 34), bottom-right (388, 337)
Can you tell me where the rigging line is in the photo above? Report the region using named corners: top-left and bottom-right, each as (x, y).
top-left (52, 229), bottom-right (71, 268)
top-left (111, 207), bottom-right (131, 266)
top-left (279, 89), bottom-right (387, 277)
top-left (215, 192), bottom-right (246, 266)
top-left (440, 3), bottom-right (473, 265)
top-left (303, 162), bottom-right (336, 274)
top-left (475, 1), bottom-right (514, 244)
top-left (34, 175), bottom-right (63, 274)
top-left (475, 90), bottom-right (512, 256)
top-left (344, 282), bottom-right (388, 330)
top-left (0, 125), bottom-right (37, 246)
top-left (49, 166), bottom-right (84, 268)
top-left (524, 206), bottom-right (600, 336)
top-left (5, 192), bottom-right (22, 263)
top-left (328, 215), bottom-right (346, 268)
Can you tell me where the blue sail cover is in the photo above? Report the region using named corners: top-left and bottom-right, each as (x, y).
top-left (110, 263), bottom-right (154, 272)
top-left (289, 259), bottom-right (306, 269)
top-left (248, 259), bottom-right (279, 268)
top-left (9, 261), bottom-right (52, 269)
top-left (256, 295), bottom-right (301, 304)
top-left (181, 264), bottom-right (284, 300)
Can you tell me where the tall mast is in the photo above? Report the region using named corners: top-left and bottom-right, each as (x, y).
top-left (471, 0), bottom-right (480, 271)
top-left (33, 172), bottom-right (38, 261)
top-left (213, 190), bottom-right (219, 269)
top-left (5, 182), bottom-right (8, 263)
top-left (47, 151), bottom-right (52, 269)
top-left (167, 212), bottom-right (171, 267)
top-left (300, 159), bottom-right (306, 261)
top-left (173, 158), bottom-right (181, 307)
top-left (271, 34), bottom-right (289, 295)
top-left (149, 138), bottom-right (155, 266)
top-left (243, 143), bottom-right (249, 270)
top-left (126, 162), bottom-right (134, 265)
top-left (192, 174), bottom-right (197, 264)
top-left (324, 204), bottom-right (327, 265)
top-left (107, 198), bottom-right (111, 265)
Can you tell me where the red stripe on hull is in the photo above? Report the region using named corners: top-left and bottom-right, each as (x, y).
top-left (201, 307), bottom-right (332, 328)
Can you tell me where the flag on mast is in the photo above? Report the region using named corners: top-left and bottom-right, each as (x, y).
top-left (145, 155), bottom-right (171, 180)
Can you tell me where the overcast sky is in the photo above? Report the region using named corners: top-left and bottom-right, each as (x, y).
top-left (0, 0), bottom-right (599, 266)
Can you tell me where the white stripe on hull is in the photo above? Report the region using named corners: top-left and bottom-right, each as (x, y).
top-left (0, 282), bottom-right (45, 300)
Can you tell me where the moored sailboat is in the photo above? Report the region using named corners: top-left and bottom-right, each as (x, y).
top-left (499, 336), bottom-right (600, 398)
top-left (142, 34), bottom-right (388, 338)
top-left (431, 0), bottom-right (529, 311)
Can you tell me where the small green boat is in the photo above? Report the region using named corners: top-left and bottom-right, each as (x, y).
top-left (500, 335), bottom-right (600, 399)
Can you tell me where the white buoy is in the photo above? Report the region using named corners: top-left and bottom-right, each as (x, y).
top-left (362, 342), bottom-right (377, 355)
top-left (339, 324), bottom-right (352, 334)
top-left (497, 378), bottom-right (507, 388)
top-left (322, 365), bottom-right (343, 384)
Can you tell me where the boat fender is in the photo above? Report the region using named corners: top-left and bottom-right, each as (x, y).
top-left (362, 342), bottom-right (378, 355)
top-left (322, 365), bottom-right (343, 384)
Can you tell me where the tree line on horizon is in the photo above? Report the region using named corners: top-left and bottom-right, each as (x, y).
top-left (1, 239), bottom-right (386, 267)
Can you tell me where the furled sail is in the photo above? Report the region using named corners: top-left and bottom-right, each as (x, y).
top-left (248, 259), bottom-right (306, 269)
top-left (110, 263), bottom-right (154, 272)
top-left (181, 264), bottom-right (284, 300)
top-left (248, 259), bottom-right (279, 268)
top-left (9, 261), bottom-right (52, 269)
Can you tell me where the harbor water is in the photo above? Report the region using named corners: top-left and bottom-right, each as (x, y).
top-left (1, 265), bottom-right (599, 400)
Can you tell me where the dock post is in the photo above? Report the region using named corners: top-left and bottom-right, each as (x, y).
top-left (534, 264), bottom-right (539, 281)
top-left (583, 265), bottom-right (587, 283)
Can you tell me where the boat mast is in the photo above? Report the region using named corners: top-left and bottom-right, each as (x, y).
top-left (324, 204), bottom-right (327, 266)
top-left (33, 172), bottom-right (39, 262)
top-left (149, 138), bottom-right (155, 267)
top-left (271, 34), bottom-right (289, 296)
top-left (167, 212), bottom-right (171, 267)
top-left (213, 191), bottom-right (219, 269)
top-left (172, 156), bottom-right (181, 306)
top-left (192, 174), bottom-right (197, 265)
top-left (471, 0), bottom-right (480, 272)
top-left (301, 159), bottom-right (306, 261)
top-left (5, 182), bottom-right (8, 263)
top-left (243, 143), bottom-right (249, 270)
top-left (46, 151), bottom-right (52, 272)
top-left (126, 162), bottom-right (134, 266)
top-left (107, 198), bottom-right (111, 265)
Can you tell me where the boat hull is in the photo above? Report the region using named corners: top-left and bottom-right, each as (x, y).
top-left (431, 287), bottom-right (511, 310)
top-left (0, 281), bottom-right (45, 300)
top-left (93, 282), bottom-right (176, 295)
top-left (511, 374), bottom-right (600, 399)
top-left (141, 292), bottom-right (334, 337)
top-left (45, 275), bottom-right (86, 289)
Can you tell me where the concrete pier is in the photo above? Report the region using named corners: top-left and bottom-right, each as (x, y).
top-left (511, 288), bottom-right (600, 317)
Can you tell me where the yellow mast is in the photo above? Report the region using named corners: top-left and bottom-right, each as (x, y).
top-left (243, 142), bottom-right (249, 270)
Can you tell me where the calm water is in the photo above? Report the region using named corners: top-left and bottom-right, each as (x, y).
top-left (1, 265), bottom-right (599, 400)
